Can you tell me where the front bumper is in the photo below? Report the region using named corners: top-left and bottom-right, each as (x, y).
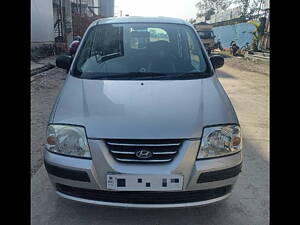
top-left (44, 139), bottom-right (242, 208)
top-left (56, 185), bottom-right (232, 208)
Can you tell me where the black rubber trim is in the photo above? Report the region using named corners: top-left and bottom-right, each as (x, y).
top-left (44, 161), bottom-right (90, 182)
top-left (197, 150), bottom-right (241, 160)
top-left (197, 163), bottom-right (242, 183)
top-left (56, 184), bottom-right (232, 204)
top-left (45, 149), bottom-right (92, 160)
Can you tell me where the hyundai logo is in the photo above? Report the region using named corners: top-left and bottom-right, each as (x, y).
top-left (135, 150), bottom-right (152, 159)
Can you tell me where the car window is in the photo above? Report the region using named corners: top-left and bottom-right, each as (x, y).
top-left (148, 28), bottom-right (169, 42)
top-left (92, 24), bottom-right (123, 58)
top-left (129, 27), bottom-right (169, 49)
top-left (129, 28), bottom-right (149, 49)
top-left (72, 23), bottom-right (209, 79)
top-left (198, 30), bottom-right (213, 39)
top-left (186, 30), bottom-right (206, 71)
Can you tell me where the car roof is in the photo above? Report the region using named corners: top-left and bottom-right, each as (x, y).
top-left (90, 16), bottom-right (191, 27)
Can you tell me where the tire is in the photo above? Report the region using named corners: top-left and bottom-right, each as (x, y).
top-left (240, 47), bottom-right (246, 55)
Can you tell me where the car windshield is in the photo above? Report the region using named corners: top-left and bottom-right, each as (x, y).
top-left (72, 23), bottom-right (210, 79)
top-left (198, 30), bottom-right (214, 39)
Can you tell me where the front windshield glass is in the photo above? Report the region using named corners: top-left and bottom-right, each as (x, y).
top-left (198, 30), bottom-right (214, 39)
top-left (72, 23), bottom-right (210, 79)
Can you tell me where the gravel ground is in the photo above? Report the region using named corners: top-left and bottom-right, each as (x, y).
top-left (212, 51), bottom-right (269, 75)
top-left (31, 68), bottom-right (66, 176)
top-left (224, 57), bottom-right (269, 75)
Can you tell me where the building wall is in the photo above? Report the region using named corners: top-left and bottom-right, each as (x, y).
top-left (212, 23), bottom-right (256, 49)
top-left (98, 0), bottom-right (114, 17)
top-left (31, 0), bottom-right (54, 47)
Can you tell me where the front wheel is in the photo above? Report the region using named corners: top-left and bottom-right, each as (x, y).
top-left (232, 46), bottom-right (239, 56)
top-left (240, 46), bottom-right (246, 55)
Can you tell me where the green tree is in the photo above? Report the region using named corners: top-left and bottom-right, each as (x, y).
top-left (234, 0), bottom-right (265, 21)
top-left (188, 18), bottom-right (196, 24)
top-left (196, 0), bottom-right (234, 20)
top-left (248, 18), bottom-right (265, 51)
top-left (204, 8), bottom-right (215, 20)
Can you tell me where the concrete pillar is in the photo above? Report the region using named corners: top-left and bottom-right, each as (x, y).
top-left (98, 0), bottom-right (101, 16)
top-left (63, 0), bottom-right (74, 45)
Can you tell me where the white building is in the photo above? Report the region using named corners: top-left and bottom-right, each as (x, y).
top-left (31, 0), bottom-right (115, 51)
top-left (98, 0), bottom-right (114, 17)
top-left (31, 0), bottom-right (55, 48)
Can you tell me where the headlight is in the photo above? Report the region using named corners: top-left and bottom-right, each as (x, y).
top-left (46, 124), bottom-right (91, 158)
top-left (197, 125), bottom-right (242, 159)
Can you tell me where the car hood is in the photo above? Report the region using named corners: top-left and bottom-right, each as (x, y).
top-left (51, 75), bottom-right (238, 139)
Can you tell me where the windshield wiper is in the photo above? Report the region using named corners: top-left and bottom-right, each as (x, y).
top-left (155, 72), bottom-right (211, 79)
top-left (85, 72), bottom-right (211, 80)
top-left (95, 52), bottom-right (122, 63)
top-left (87, 72), bottom-right (168, 80)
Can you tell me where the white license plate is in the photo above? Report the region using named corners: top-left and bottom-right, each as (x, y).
top-left (107, 174), bottom-right (183, 191)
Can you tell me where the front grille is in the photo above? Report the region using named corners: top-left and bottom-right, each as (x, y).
top-left (56, 184), bottom-right (232, 204)
top-left (105, 139), bottom-right (183, 163)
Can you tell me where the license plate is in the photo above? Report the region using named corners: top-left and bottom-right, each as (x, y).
top-left (107, 174), bottom-right (183, 191)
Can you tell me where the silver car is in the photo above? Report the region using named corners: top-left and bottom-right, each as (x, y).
top-left (45, 16), bottom-right (242, 208)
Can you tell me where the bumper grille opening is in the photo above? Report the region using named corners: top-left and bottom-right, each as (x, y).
top-left (56, 184), bottom-right (232, 204)
top-left (44, 161), bottom-right (90, 182)
top-left (105, 139), bottom-right (183, 163)
top-left (197, 163), bottom-right (242, 183)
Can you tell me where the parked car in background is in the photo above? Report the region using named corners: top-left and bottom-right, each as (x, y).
top-left (194, 22), bottom-right (216, 54)
top-left (46, 16), bottom-right (242, 208)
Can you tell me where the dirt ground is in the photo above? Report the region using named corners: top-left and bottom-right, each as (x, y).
top-left (31, 68), bottom-right (67, 176)
top-left (224, 57), bottom-right (269, 75)
top-left (212, 51), bottom-right (269, 75)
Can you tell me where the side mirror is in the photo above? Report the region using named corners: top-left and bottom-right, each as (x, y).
top-left (210, 55), bottom-right (224, 69)
top-left (56, 55), bottom-right (72, 70)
